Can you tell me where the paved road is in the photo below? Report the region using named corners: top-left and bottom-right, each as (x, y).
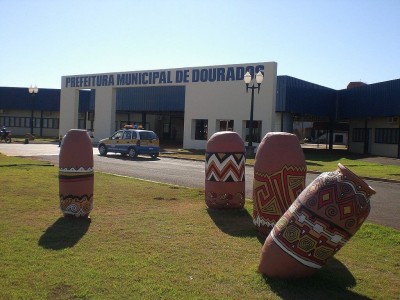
top-left (0, 143), bottom-right (399, 230)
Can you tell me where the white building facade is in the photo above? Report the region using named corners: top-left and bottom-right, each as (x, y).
top-left (60, 62), bottom-right (278, 149)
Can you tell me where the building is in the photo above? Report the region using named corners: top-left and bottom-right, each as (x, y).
top-left (1, 61), bottom-right (400, 158)
top-left (0, 87), bottom-right (90, 137)
top-left (339, 79), bottom-right (400, 158)
top-left (59, 62), bottom-right (277, 150)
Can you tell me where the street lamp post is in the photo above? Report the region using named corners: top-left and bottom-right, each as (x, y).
top-left (28, 85), bottom-right (38, 135)
top-left (244, 71), bottom-right (263, 155)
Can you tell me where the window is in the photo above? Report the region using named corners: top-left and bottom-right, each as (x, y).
top-left (218, 120), bottom-right (234, 131)
top-left (375, 128), bottom-right (399, 144)
top-left (3, 117), bottom-right (10, 126)
top-left (194, 119), bottom-right (208, 140)
top-left (163, 123), bottom-right (170, 133)
top-left (33, 118), bottom-right (41, 128)
top-left (244, 120), bottom-right (262, 143)
top-left (123, 131), bottom-right (132, 140)
top-left (352, 128), bottom-right (365, 142)
top-left (140, 131), bottom-right (158, 140)
top-left (0, 116), bottom-right (58, 129)
top-left (111, 130), bottom-right (123, 140)
top-left (46, 118), bottom-right (59, 129)
top-left (24, 117), bottom-right (30, 127)
top-left (334, 134), bottom-right (344, 143)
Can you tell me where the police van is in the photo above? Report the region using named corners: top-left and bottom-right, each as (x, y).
top-left (98, 125), bottom-right (160, 159)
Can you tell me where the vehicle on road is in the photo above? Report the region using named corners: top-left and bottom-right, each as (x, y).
top-left (98, 126), bottom-right (160, 159)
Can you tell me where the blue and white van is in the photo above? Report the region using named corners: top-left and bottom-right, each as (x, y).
top-left (98, 127), bottom-right (160, 159)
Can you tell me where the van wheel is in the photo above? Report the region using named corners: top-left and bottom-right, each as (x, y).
top-left (128, 147), bottom-right (138, 158)
top-left (150, 153), bottom-right (159, 159)
top-left (99, 144), bottom-right (107, 156)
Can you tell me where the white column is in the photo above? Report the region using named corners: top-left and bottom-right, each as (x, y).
top-left (59, 87), bottom-right (79, 136)
top-left (261, 62), bottom-right (278, 135)
top-left (93, 87), bottom-right (116, 142)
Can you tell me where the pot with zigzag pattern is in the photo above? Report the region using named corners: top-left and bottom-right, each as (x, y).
top-left (59, 129), bottom-right (94, 218)
top-left (253, 132), bottom-right (307, 236)
top-left (258, 163), bottom-right (375, 277)
top-left (205, 131), bottom-right (246, 209)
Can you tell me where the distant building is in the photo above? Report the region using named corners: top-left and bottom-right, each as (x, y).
top-left (347, 81), bottom-right (367, 89)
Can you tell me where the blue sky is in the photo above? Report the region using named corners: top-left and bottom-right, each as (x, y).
top-left (1, 0), bottom-right (399, 90)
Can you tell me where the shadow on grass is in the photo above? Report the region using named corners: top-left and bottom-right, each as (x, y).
top-left (38, 217), bottom-right (91, 250)
top-left (263, 258), bottom-right (372, 300)
top-left (207, 208), bottom-right (259, 238)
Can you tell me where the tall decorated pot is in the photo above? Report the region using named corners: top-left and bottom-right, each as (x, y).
top-left (59, 129), bottom-right (94, 218)
top-left (259, 163), bottom-right (376, 278)
top-left (205, 131), bottom-right (246, 209)
top-left (253, 132), bottom-right (307, 236)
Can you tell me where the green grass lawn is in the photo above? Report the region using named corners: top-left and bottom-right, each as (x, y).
top-left (0, 154), bottom-right (399, 299)
top-left (303, 149), bottom-right (400, 181)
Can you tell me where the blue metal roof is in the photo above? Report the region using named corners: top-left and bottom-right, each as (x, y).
top-left (0, 87), bottom-right (60, 110)
top-left (338, 78), bottom-right (400, 119)
top-left (115, 86), bottom-right (185, 112)
top-left (277, 76), bottom-right (336, 117)
top-left (0, 87), bottom-right (90, 112)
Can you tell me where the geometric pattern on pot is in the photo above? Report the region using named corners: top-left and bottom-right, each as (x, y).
top-left (59, 166), bottom-right (94, 178)
top-left (271, 201), bottom-right (349, 269)
top-left (253, 165), bottom-right (306, 229)
top-left (271, 169), bottom-right (372, 269)
top-left (59, 167), bottom-right (94, 217)
top-left (60, 193), bottom-right (94, 217)
top-left (301, 169), bottom-right (371, 231)
top-left (205, 152), bottom-right (245, 182)
top-left (206, 191), bottom-right (245, 208)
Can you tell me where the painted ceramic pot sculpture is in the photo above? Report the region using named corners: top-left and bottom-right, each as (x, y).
top-left (258, 163), bottom-right (376, 278)
top-left (205, 131), bottom-right (246, 209)
top-left (253, 132), bottom-right (307, 236)
top-left (59, 129), bottom-right (94, 218)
